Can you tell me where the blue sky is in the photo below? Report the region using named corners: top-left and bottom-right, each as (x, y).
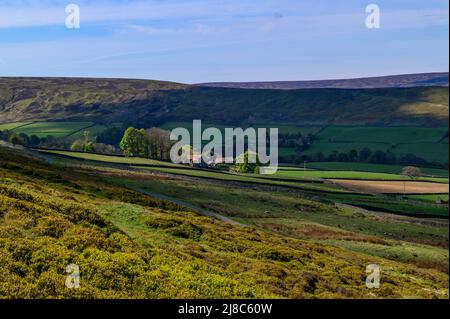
top-left (0, 0), bottom-right (448, 83)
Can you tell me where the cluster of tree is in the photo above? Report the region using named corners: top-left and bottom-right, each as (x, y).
top-left (70, 131), bottom-right (121, 155)
top-left (96, 127), bottom-right (126, 145)
top-left (401, 166), bottom-right (423, 179)
top-left (70, 131), bottom-right (96, 152)
top-left (119, 127), bottom-right (173, 160)
top-left (0, 130), bottom-right (42, 147)
top-left (231, 151), bottom-right (261, 174)
top-left (279, 133), bottom-right (315, 152)
top-left (285, 147), bottom-right (446, 168)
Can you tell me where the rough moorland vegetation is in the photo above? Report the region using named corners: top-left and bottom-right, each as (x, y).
top-left (0, 146), bottom-right (448, 298)
top-left (0, 77), bottom-right (448, 127)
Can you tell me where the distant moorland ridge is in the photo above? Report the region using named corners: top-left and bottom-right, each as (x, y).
top-left (197, 72), bottom-right (449, 90)
top-left (0, 74), bottom-right (448, 127)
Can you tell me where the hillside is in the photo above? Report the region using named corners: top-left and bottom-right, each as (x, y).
top-left (0, 146), bottom-right (448, 298)
top-left (0, 77), bottom-right (187, 124)
top-left (197, 72), bottom-right (449, 90)
top-left (0, 77), bottom-right (448, 127)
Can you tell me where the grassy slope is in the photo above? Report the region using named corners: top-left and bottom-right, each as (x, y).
top-left (0, 77), bottom-right (187, 123)
top-left (0, 78), bottom-right (448, 127)
top-left (149, 87), bottom-right (449, 126)
top-left (85, 164), bottom-right (449, 273)
top-left (2, 147), bottom-right (448, 298)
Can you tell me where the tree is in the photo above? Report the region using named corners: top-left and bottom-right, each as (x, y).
top-left (84, 142), bottom-right (96, 153)
top-left (348, 149), bottom-right (358, 162)
top-left (120, 127), bottom-right (148, 157)
top-left (29, 135), bottom-right (41, 147)
top-left (401, 166), bottom-right (423, 179)
top-left (93, 143), bottom-right (120, 155)
top-left (369, 150), bottom-right (386, 164)
top-left (97, 127), bottom-right (125, 145)
top-left (359, 148), bottom-right (372, 162)
top-left (8, 133), bottom-right (25, 146)
top-left (401, 166), bottom-right (423, 195)
top-left (71, 140), bottom-right (83, 151)
top-left (313, 151), bottom-right (325, 162)
top-left (232, 151), bottom-right (261, 174)
top-left (144, 128), bottom-right (172, 160)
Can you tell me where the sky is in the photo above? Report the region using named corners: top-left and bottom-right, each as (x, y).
top-left (0, 0), bottom-right (448, 83)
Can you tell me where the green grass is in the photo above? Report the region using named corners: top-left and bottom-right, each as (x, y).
top-left (279, 147), bottom-right (297, 157)
top-left (321, 240), bottom-right (449, 273)
top-left (305, 162), bottom-right (449, 177)
top-left (325, 193), bottom-right (449, 218)
top-left (304, 142), bottom-right (391, 155)
top-left (394, 143), bottom-right (449, 163)
top-left (37, 150), bottom-right (349, 193)
top-left (273, 168), bottom-right (449, 183)
top-left (402, 194), bottom-right (449, 203)
top-left (303, 126), bottom-right (449, 164)
top-left (38, 150), bottom-right (180, 167)
top-left (106, 174), bottom-right (449, 266)
top-left (316, 126), bottom-right (448, 144)
top-left (0, 122), bottom-right (32, 131)
top-left (133, 166), bottom-right (347, 192)
top-left (12, 121), bottom-right (94, 138)
top-left (159, 122), bottom-right (319, 141)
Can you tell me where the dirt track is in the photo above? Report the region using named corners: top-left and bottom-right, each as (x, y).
top-left (331, 180), bottom-right (449, 194)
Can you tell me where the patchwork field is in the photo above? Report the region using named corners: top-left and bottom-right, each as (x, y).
top-left (1, 119), bottom-right (448, 165)
top-left (303, 126), bottom-right (449, 163)
top-left (34, 149), bottom-right (449, 219)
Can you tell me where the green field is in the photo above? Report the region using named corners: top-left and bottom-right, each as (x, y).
top-left (301, 126), bottom-right (449, 164)
top-left (324, 193), bottom-right (449, 218)
top-left (0, 122), bottom-right (32, 131)
top-left (273, 167), bottom-right (449, 183)
top-left (41, 150), bottom-right (348, 192)
top-left (39, 150), bottom-right (449, 190)
top-left (38, 150), bottom-right (179, 167)
top-left (316, 126), bottom-right (448, 144)
top-left (160, 121), bottom-right (319, 137)
top-left (11, 121), bottom-right (95, 138)
top-left (401, 194), bottom-right (449, 203)
top-left (393, 143), bottom-right (449, 163)
top-left (2, 119), bottom-right (448, 165)
top-left (305, 162), bottom-right (449, 177)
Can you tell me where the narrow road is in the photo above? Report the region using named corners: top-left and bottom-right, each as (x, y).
top-left (130, 187), bottom-right (246, 227)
